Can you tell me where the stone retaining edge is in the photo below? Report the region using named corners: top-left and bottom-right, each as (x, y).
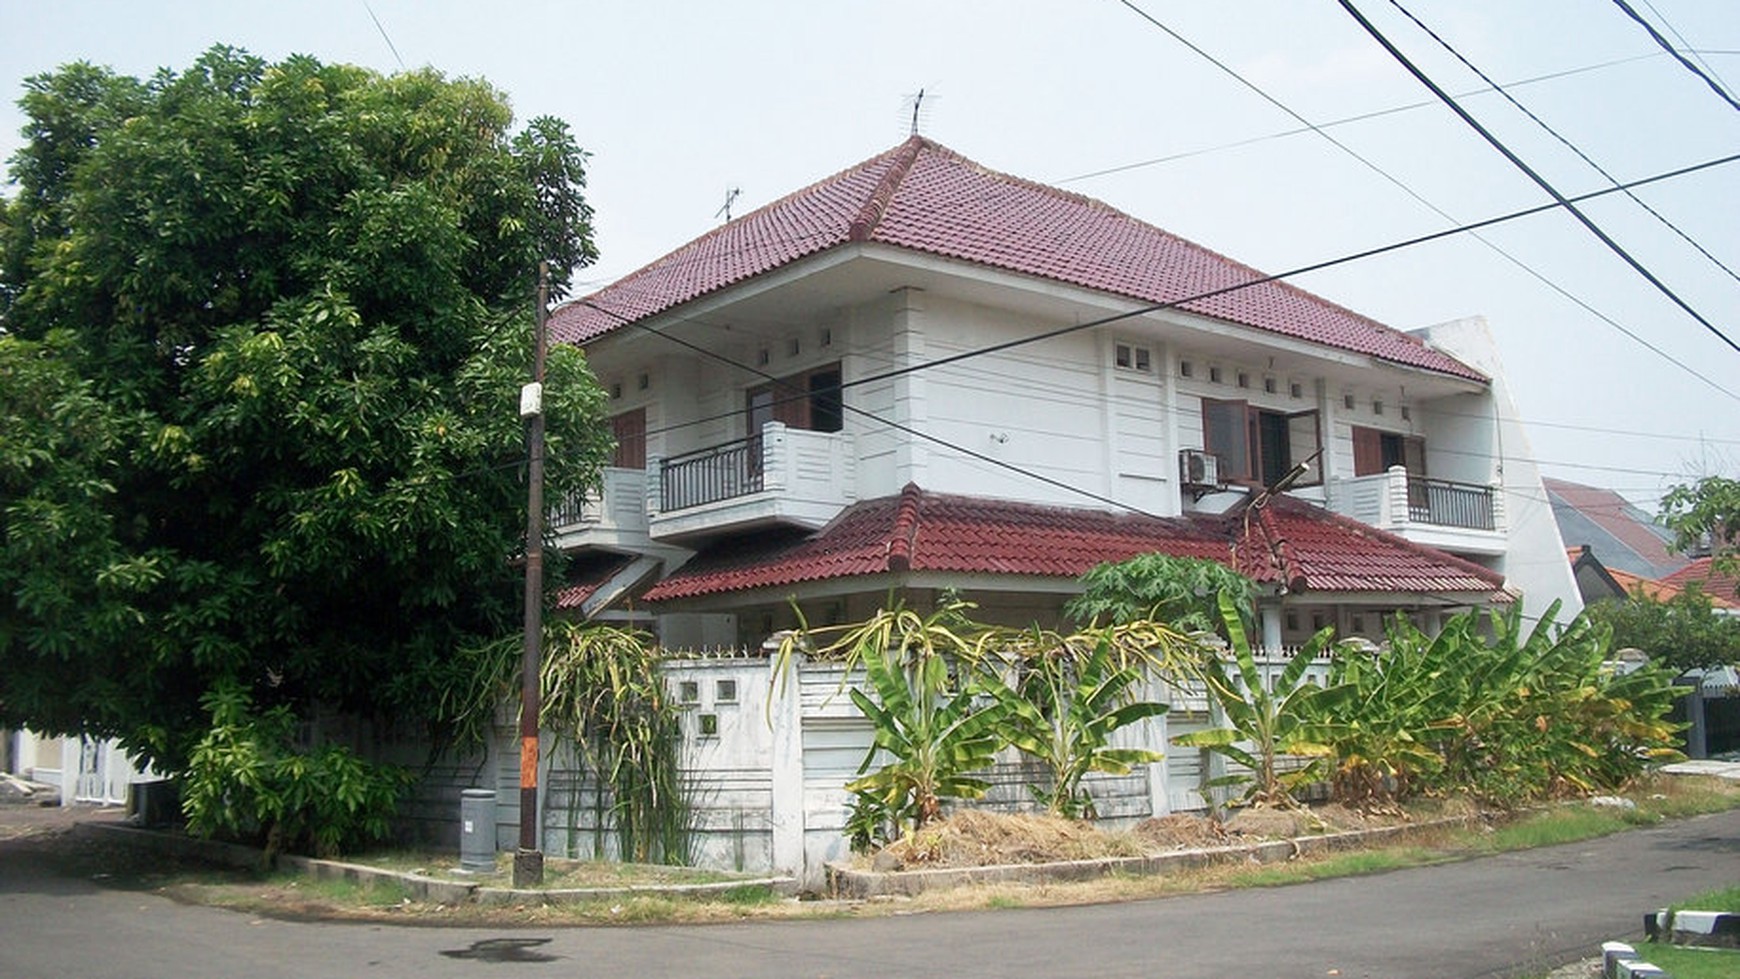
top-left (77, 823), bottom-right (795, 905)
top-left (824, 813), bottom-right (1481, 898)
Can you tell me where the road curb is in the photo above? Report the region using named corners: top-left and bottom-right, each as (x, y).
top-left (76, 823), bottom-right (795, 905)
top-left (826, 812), bottom-right (1482, 898)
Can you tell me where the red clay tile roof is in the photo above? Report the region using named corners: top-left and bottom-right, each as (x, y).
top-left (553, 553), bottom-right (633, 611)
top-left (641, 485), bottom-right (1507, 602)
top-left (1658, 556), bottom-right (1740, 607)
top-left (550, 138), bottom-right (1485, 383)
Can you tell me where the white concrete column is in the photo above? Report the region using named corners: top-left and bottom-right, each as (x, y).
top-left (889, 288), bottom-right (928, 487)
top-left (1143, 669), bottom-right (1171, 817)
top-left (1260, 603), bottom-right (1285, 652)
top-left (1386, 465), bottom-right (1411, 527)
top-left (645, 455), bottom-right (664, 517)
top-left (761, 422), bottom-right (788, 492)
top-left (768, 651), bottom-right (806, 878)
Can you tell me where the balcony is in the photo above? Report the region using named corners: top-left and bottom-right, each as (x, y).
top-left (549, 466), bottom-right (652, 552)
top-left (648, 422), bottom-right (856, 542)
top-left (1329, 466), bottom-right (1505, 556)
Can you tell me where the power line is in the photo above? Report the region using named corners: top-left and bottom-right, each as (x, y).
top-left (1636, 1), bottom-right (1737, 96)
top-left (1612, 0), bottom-right (1740, 113)
top-left (1341, 0), bottom-right (1740, 356)
top-left (1116, 1), bottom-right (1740, 423)
top-left (360, 0), bottom-right (406, 70)
top-left (1054, 52), bottom-right (1664, 185)
top-left (1384, 1), bottom-right (1740, 288)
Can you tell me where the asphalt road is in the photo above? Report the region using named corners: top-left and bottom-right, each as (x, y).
top-left (3, 805), bottom-right (1737, 979)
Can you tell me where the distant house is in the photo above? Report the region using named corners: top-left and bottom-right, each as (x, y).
top-left (1548, 477), bottom-right (1690, 581)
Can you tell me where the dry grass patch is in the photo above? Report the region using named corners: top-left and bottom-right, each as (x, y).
top-left (873, 810), bottom-right (1149, 869)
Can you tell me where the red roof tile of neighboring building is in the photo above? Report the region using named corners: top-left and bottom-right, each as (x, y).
top-left (553, 553), bottom-right (633, 611)
top-left (551, 138), bottom-right (1485, 383)
top-left (641, 485), bottom-right (1507, 603)
top-left (1659, 556), bottom-right (1740, 608)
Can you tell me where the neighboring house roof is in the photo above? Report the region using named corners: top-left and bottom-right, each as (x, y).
top-left (550, 137), bottom-right (1485, 383)
top-left (641, 485), bottom-right (1507, 603)
top-left (1545, 477), bottom-right (1688, 579)
top-left (553, 553), bottom-right (634, 611)
top-left (1659, 556), bottom-right (1740, 608)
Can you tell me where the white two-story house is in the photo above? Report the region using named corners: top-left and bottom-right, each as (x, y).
top-left (546, 136), bottom-right (1576, 651)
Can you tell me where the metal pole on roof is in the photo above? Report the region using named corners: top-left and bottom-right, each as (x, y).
top-left (514, 261), bottom-right (549, 888)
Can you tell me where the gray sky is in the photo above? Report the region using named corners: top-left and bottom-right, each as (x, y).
top-left (4, 0), bottom-right (1738, 511)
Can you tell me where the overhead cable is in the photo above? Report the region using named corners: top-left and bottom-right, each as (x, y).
top-left (1340, 0), bottom-right (1740, 355)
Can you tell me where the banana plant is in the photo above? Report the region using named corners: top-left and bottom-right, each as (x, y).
top-left (847, 643), bottom-right (1009, 831)
top-left (1172, 593), bottom-right (1349, 808)
top-left (1309, 630), bottom-right (1446, 811)
top-left (987, 632), bottom-right (1168, 818)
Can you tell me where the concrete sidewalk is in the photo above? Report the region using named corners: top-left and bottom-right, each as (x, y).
top-left (1660, 759), bottom-right (1740, 780)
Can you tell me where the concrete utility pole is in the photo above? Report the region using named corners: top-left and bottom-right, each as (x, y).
top-left (515, 261), bottom-right (549, 888)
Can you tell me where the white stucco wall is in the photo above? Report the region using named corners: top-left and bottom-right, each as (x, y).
top-left (1415, 316), bottom-right (1582, 625)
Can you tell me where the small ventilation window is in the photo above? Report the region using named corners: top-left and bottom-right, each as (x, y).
top-left (1179, 361), bottom-right (1194, 379)
top-left (638, 373), bottom-right (650, 391)
top-left (1290, 382), bottom-right (1303, 399)
top-left (698, 713), bottom-right (719, 737)
top-left (1263, 377), bottom-right (1277, 394)
top-left (1236, 371), bottom-right (1250, 389)
top-left (1343, 393), bottom-right (1355, 410)
top-left (1400, 405), bottom-right (1411, 421)
top-left (1373, 400), bottom-right (1385, 416)
top-left (678, 681), bottom-right (700, 705)
top-left (1209, 366), bottom-right (1223, 384)
top-left (715, 679), bottom-right (738, 704)
top-left (787, 337), bottom-right (801, 357)
top-left (610, 381), bottom-right (623, 400)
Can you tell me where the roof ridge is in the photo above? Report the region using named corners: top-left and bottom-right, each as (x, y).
top-left (849, 136), bottom-right (927, 242)
top-left (885, 482), bottom-right (924, 571)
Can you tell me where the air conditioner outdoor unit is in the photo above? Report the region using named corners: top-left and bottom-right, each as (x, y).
top-left (1179, 448), bottom-right (1224, 490)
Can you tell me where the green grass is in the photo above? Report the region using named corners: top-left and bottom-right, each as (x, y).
top-left (282, 874), bottom-right (413, 907)
top-left (1671, 883), bottom-right (1740, 914)
top-left (1632, 944), bottom-right (1740, 979)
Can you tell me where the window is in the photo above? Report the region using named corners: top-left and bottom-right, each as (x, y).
top-left (610, 409), bottom-right (646, 469)
top-left (715, 679), bottom-right (738, 704)
top-left (1351, 426), bottom-right (1425, 478)
top-left (746, 363), bottom-right (843, 437)
top-left (1115, 343), bottom-right (1152, 372)
top-left (1202, 399), bottom-right (1321, 487)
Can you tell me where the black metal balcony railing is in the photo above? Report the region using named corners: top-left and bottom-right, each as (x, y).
top-left (1407, 477), bottom-right (1495, 531)
top-left (661, 435), bottom-right (763, 512)
top-left (548, 489), bottom-right (592, 528)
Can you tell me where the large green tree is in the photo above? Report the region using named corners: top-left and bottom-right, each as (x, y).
top-left (0, 47), bottom-right (613, 769)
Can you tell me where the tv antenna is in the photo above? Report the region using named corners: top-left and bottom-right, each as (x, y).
top-left (715, 187), bottom-right (741, 223)
top-left (909, 88), bottom-right (925, 135)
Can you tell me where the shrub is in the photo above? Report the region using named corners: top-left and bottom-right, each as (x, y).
top-left (181, 682), bottom-right (410, 858)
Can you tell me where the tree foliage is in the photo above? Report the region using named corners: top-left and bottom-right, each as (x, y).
top-left (1066, 553), bottom-right (1255, 633)
top-left (1588, 585), bottom-right (1740, 673)
top-left (0, 47), bottom-right (613, 770)
top-left (1661, 475), bottom-right (1740, 589)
